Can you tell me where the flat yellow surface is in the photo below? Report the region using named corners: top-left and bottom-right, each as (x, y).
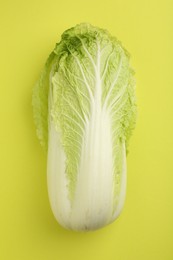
top-left (0, 0), bottom-right (173, 259)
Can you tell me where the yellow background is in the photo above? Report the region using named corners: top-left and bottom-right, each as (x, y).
top-left (0, 0), bottom-right (173, 259)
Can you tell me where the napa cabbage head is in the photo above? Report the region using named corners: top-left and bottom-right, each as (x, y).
top-left (32, 23), bottom-right (137, 231)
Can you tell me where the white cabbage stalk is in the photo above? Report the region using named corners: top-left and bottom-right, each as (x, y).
top-left (32, 23), bottom-right (136, 231)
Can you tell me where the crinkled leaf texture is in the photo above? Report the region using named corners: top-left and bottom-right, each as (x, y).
top-left (32, 23), bottom-right (137, 231)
